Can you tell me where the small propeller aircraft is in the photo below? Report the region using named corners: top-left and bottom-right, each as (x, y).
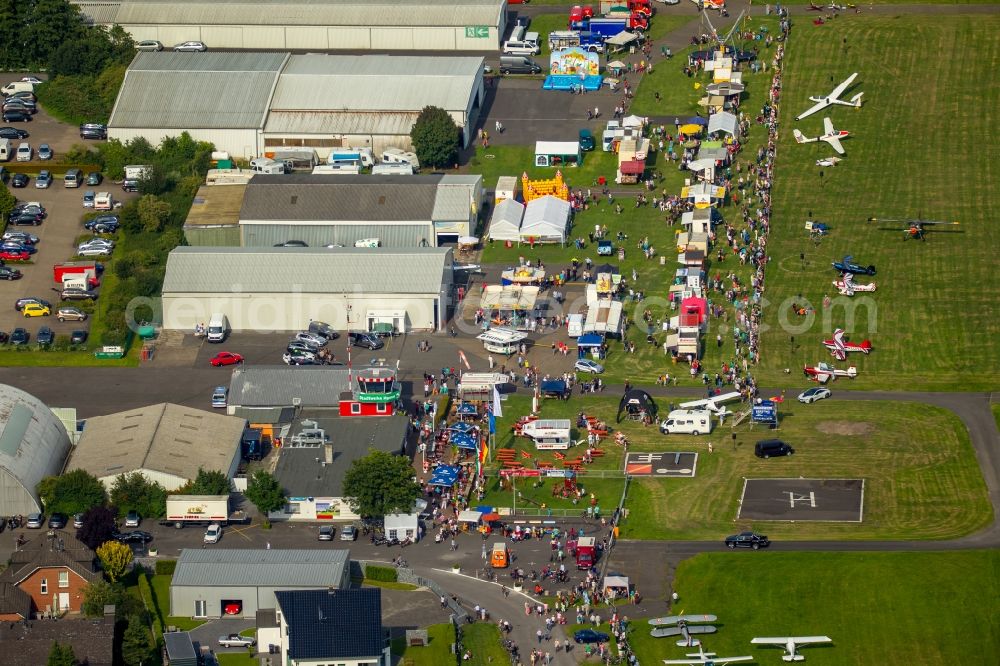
top-left (823, 328), bottom-right (872, 361)
top-left (815, 156), bottom-right (841, 167)
top-left (804, 362), bottom-right (857, 383)
top-left (679, 391), bottom-right (742, 418)
top-left (793, 118), bottom-right (851, 154)
top-left (650, 615), bottom-right (718, 646)
top-left (795, 73), bottom-right (863, 121)
top-left (664, 644), bottom-right (753, 665)
top-left (831, 255), bottom-right (875, 276)
top-left (751, 636), bottom-right (833, 662)
top-left (867, 217), bottom-right (960, 241)
top-left (832, 273), bottom-right (876, 296)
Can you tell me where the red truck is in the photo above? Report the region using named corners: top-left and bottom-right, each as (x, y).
top-left (569, 5), bottom-right (597, 24)
top-left (53, 261), bottom-right (101, 289)
top-left (600, 0), bottom-right (653, 16)
top-left (573, 536), bottom-right (598, 569)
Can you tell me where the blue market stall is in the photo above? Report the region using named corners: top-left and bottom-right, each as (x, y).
top-left (578, 333), bottom-right (605, 359)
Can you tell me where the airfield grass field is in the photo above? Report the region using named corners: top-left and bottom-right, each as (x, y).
top-left (755, 15), bottom-right (1000, 390)
top-left (623, 551), bottom-right (1000, 666)
top-left (478, 395), bottom-right (992, 540)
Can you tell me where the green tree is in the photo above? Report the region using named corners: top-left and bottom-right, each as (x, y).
top-left (24, 0), bottom-right (83, 66)
top-left (36, 469), bottom-right (107, 516)
top-left (80, 579), bottom-right (119, 618)
top-left (180, 468), bottom-right (232, 496)
top-left (47, 640), bottom-right (77, 666)
top-left (96, 540), bottom-right (133, 583)
top-left (136, 194), bottom-right (172, 233)
top-left (110, 471), bottom-right (168, 519)
top-left (121, 615), bottom-right (153, 666)
top-left (76, 505), bottom-right (118, 550)
top-left (410, 105), bottom-right (460, 169)
top-left (0, 181), bottom-right (17, 220)
top-left (342, 449), bottom-right (422, 519)
top-left (244, 470), bottom-right (286, 526)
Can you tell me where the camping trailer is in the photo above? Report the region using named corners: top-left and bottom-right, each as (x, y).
top-left (521, 419), bottom-right (573, 450)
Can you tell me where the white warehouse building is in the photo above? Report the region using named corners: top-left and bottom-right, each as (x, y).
top-left (161, 246), bottom-right (454, 333)
top-left (75, 0), bottom-right (507, 51)
top-left (109, 52), bottom-right (485, 158)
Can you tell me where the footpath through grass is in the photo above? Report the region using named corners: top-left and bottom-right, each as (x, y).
top-left (482, 395), bottom-right (991, 540)
top-left (627, 551), bottom-right (1000, 666)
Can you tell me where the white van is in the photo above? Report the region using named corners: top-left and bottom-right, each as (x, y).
top-left (659, 409), bottom-right (714, 436)
top-left (2, 81), bottom-right (34, 96)
top-left (0, 138), bottom-right (10, 161)
top-left (567, 313), bottom-right (584, 338)
top-left (371, 163), bottom-right (414, 176)
top-left (249, 158), bottom-right (286, 175)
top-left (206, 313), bottom-right (230, 343)
top-left (381, 148), bottom-right (420, 171)
top-left (15, 143), bottom-right (31, 162)
top-left (477, 327), bottom-right (527, 355)
top-left (503, 31), bottom-right (540, 55)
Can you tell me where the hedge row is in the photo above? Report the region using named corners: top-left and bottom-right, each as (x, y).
top-left (365, 565), bottom-right (399, 583)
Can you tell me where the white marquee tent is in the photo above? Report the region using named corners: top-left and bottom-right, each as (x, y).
top-left (487, 198), bottom-right (525, 241)
top-left (708, 111), bottom-right (738, 136)
top-left (519, 195), bottom-right (571, 245)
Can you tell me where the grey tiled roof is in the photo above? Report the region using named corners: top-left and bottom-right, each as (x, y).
top-left (172, 548), bottom-right (349, 587)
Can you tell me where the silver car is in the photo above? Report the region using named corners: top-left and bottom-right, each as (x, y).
top-left (294, 331), bottom-right (328, 347)
top-left (57, 307), bottom-right (88, 322)
top-left (174, 41), bottom-right (207, 52)
top-left (218, 634), bottom-right (254, 648)
top-left (136, 40), bottom-right (163, 52)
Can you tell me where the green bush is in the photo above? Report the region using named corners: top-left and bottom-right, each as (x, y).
top-left (154, 560), bottom-right (177, 576)
top-left (364, 565), bottom-right (399, 583)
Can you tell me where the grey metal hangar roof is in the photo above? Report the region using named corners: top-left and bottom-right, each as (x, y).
top-left (162, 246), bottom-right (453, 296)
top-left (228, 366), bottom-right (352, 409)
top-left (172, 548), bottom-right (349, 587)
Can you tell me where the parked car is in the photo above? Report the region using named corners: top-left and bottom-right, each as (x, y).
top-left (10, 327), bottom-right (29, 344)
top-left (283, 351), bottom-right (317, 365)
top-left (1, 239), bottom-right (35, 254)
top-left (725, 531), bottom-right (770, 550)
top-left (174, 41), bottom-right (207, 52)
top-left (7, 211), bottom-right (42, 225)
top-left (20, 77), bottom-right (42, 84)
top-left (26, 512), bottom-right (43, 528)
top-left (317, 526), bottom-right (335, 541)
top-left (348, 331), bottom-right (384, 350)
top-left (70, 330), bottom-right (88, 344)
top-left (124, 510), bottom-right (141, 527)
top-left (16, 297), bottom-right (51, 311)
top-left (3, 230), bottom-right (38, 244)
top-left (275, 240), bottom-right (308, 247)
top-left (34, 170), bottom-right (51, 188)
top-left (574, 629), bottom-right (610, 644)
top-left (204, 524), bottom-right (223, 544)
top-left (37, 144), bottom-right (52, 160)
top-left (2, 111), bottom-right (31, 123)
top-left (574, 359), bottom-right (604, 374)
top-left (10, 173), bottom-right (28, 188)
top-left (287, 340), bottom-right (320, 354)
top-left (21, 303), bottom-right (49, 317)
top-left (58, 307), bottom-right (88, 322)
top-left (86, 171), bottom-right (102, 185)
top-left (294, 331), bottom-right (328, 347)
top-left (73, 513), bottom-right (84, 528)
top-left (1, 249), bottom-right (30, 261)
top-left (754, 439), bottom-right (794, 459)
top-left (0, 266), bottom-right (22, 280)
top-left (79, 123), bottom-right (107, 140)
top-left (218, 635), bottom-right (255, 648)
top-left (114, 530), bottom-right (154, 544)
top-left (340, 525), bottom-right (358, 541)
top-left (797, 387), bottom-right (832, 404)
top-left (82, 190), bottom-right (95, 208)
top-left (47, 512), bottom-right (67, 529)
top-left (308, 320), bottom-right (339, 340)
top-left (210, 351), bottom-right (244, 367)
top-left (77, 243), bottom-right (113, 257)
top-left (36, 326), bottom-right (54, 346)
top-left (578, 128), bottom-right (596, 151)
top-left (136, 40), bottom-right (164, 52)
top-left (0, 127), bottom-right (28, 139)
top-left (60, 288), bottom-right (98, 301)
top-left (211, 386), bottom-right (228, 408)
top-left (84, 214), bottom-right (120, 233)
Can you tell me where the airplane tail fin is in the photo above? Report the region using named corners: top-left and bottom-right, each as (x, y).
top-left (793, 129), bottom-right (808, 143)
top-left (850, 92), bottom-right (864, 107)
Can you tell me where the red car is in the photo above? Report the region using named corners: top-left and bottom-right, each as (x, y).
top-left (0, 249), bottom-right (30, 261)
top-left (210, 351), bottom-right (244, 367)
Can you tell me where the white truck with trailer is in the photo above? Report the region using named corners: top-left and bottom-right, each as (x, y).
top-left (159, 494), bottom-right (249, 529)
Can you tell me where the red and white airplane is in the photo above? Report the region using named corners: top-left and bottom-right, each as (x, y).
top-left (804, 362), bottom-right (858, 383)
top-left (832, 273), bottom-right (876, 296)
top-left (793, 118), bottom-right (851, 155)
top-left (823, 328), bottom-right (872, 361)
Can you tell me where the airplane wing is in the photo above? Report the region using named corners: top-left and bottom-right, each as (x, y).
top-left (685, 625), bottom-right (718, 635)
top-left (651, 627), bottom-right (685, 638)
top-left (825, 136), bottom-right (845, 155)
top-left (751, 637), bottom-right (792, 646)
top-left (795, 99), bottom-right (828, 121)
top-left (829, 72), bottom-right (858, 99)
top-left (664, 658), bottom-right (752, 665)
top-left (823, 117), bottom-right (835, 135)
top-left (678, 398), bottom-right (710, 410)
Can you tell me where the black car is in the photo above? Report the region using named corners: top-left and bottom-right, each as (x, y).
top-left (114, 530), bottom-right (154, 544)
top-left (3, 111), bottom-right (31, 122)
top-left (308, 320), bottom-right (340, 340)
top-left (275, 240), bottom-right (308, 247)
top-left (574, 629), bottom-right (610, 644)
top-left (36, 326), bottom-right (54, 346)
top-left (0, 266), bottom-right (22, 280)
top-left (0, 127), bottom-right (28, 139)
top-left (9, 212), bottom-right (42, 225)
top-left (79, 123), bottom-right (107, 139)
top-left (70, 330), bottom-right (88, 344)
top-left (10, 327), bottom-right (29, 344)
top-left (348, 331), bottom-right (384, 350)
top-left (754, 439), bottom-right (794, 459)
top-left (15, 297), bottom-right (52, 311)
top-left (11, 173), bottom-right (28, 188)
top-left (725, 531), bottom-right (770, 550)
top-left (84, 215), bottom-right (119, 233)
top-left (47, 513), bottom-right (68, 529)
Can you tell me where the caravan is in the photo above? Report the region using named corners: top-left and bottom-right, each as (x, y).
top-left (250, 158), bottom-right (286, 175)
top-left (659, 409), bottom-right (714, 435)
top-left (477, 328), bottom-right (527, 355)
top-left (521, 419), bottom-right (573, 450)
top-left (381, 148), bottom-right (420, 171)
top-left (327, 148), bottom-right (375, 168)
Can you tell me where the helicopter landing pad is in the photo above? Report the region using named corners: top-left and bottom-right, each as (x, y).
top-left (624, 452), bottom-right (698, 478)
top-left (737, 478), bottom-right (864, 522)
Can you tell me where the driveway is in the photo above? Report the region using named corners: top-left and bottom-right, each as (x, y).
top-left (186, 617), bottom-right (256, 655)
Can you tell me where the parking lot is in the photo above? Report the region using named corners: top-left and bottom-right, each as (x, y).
top-left (0, 100), bottom-right (125, 343)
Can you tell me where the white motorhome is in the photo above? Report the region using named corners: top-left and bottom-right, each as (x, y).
top-left (371, 163), bottom-right (415, 175)
top-left (477, 327), bottom-right (527, 355)
top-left (250, 158), bottom-right (286, 175)
top-left (327, 148), bottom-right (375, 168)
top-left (205, 168), bottom-right (253, 185)
top-left (381, 148), bottom-right (420, 171)
top-left (659, 409), bottom-right (714, 435)
top-left (521, 418), bottom-right (573, 450)
top-left (0, 138), bottom-right (10, 161)
top-left (312, 164), bottom-right (360, 175)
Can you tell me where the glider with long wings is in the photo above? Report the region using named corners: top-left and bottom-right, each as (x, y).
top-left (751, 636), bottom-right (833, 661)
top-left (793, 118), bottom-right (851, 155)
top-left (795, 73), bottom-right (863, 120)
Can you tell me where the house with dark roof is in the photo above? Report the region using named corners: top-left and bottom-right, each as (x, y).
top-left (0, 608), bottom-right (116, 665)
top-left (0, 533), bottom-right (100, 617)
top-left (272, 588), bottom-right (389, 666)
